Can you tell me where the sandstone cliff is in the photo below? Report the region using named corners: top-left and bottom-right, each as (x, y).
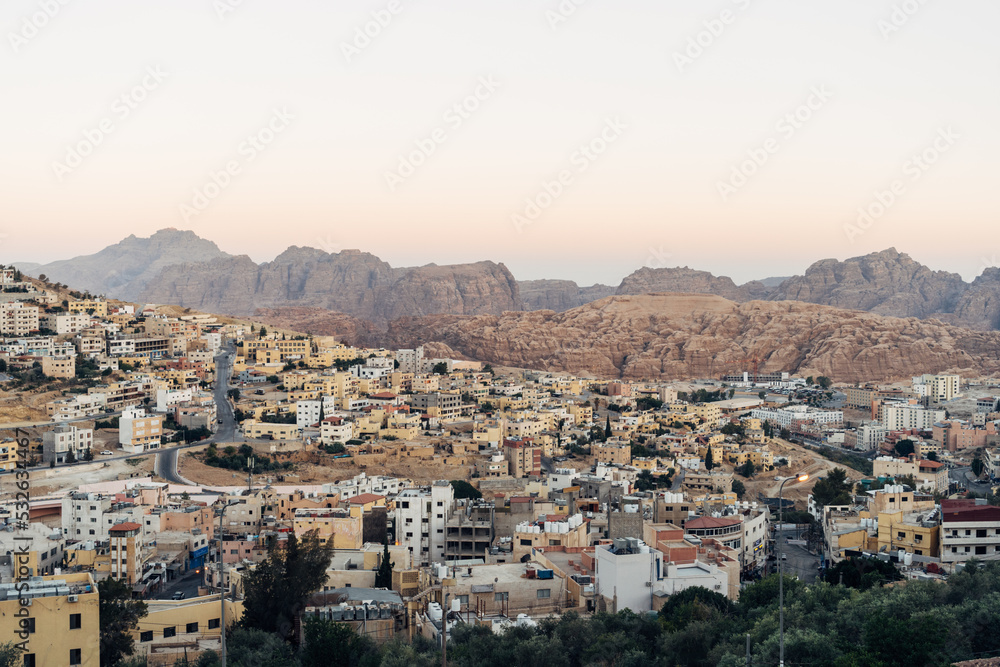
top-left (364, 294), bottom-right (1000, 383)
top-left (518, 280), bottom-right (615, 311)
top-left (140, 247), bottom-right (522, 322)
top-left (615, 267), bottom-right (760, 301)
top-left (768, 248), bottom-right (968, 318)
top-left (25, 228), bottom-right (231, 300)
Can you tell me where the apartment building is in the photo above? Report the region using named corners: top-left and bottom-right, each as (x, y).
top-left (593, 441), bottom-right (632, 466)
top-left (68, 298), bottom-right (108, 317)
top-left (409, 392), bottom-right (461, 419)
top-left (40, 312), bottom-right (91, 334)
top-left (882, 403), bottom-right (945, 430)
top-left (42, 425), bottom-right (94, 464)
top-left (395, 481), bottom-right (455, 566)
top-left (445, 501), bottom-right (495, 561)
top-left (119, 406), bottom-right (163, 453)
top-left (913, 374), bottom-right (960, 402)
top-left (396, 346), bottom-right (424, 373)
top-left (0, 573), bottom-right (99, 667)
top-left (41, 355), bottom-right (75, 378)
top-left (0, 301), bottom-right (39, 335)
top-left (109, 522), bottom-right (144, 585)
top-left (750, 405), bottom-right (843, 428)
top-left (503, 438), bottom-right (542, 479)
top-left (941, 499), bottom-right (1000, 565)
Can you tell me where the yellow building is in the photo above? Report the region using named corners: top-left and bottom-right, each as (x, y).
top-left (594, 442), bottom-right (632, 466)
top-left (0, 572), bottom-right (99, 667)
top-left (0, 440), bottom-right (19, 471)
top-left (109, 522), bottom-right (144, 585)
top-left (134, 595), bottom-right (243, 662)
top-left (241, 420), bottom-right (299, 440)
top-left (41, 355), bottom-right (76, 378)
top-left (877, 510), bottom-right (941, 558)
top-left (68, 298), bottom-right (108, 317)
top-left (293, 509), bottom-right (363, 549)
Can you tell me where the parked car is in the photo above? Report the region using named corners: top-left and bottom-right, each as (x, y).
top-left (100, 450), bottom-right (114, 456)
top-left (172, 591), bottom-right (185, 600)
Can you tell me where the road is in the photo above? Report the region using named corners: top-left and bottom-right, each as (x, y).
top-left (949, 465), bottom-right (992, 495)
top-left (155, 342), bottom-right (237, 485)
top-left (776, 528), bottom-right (821, 583)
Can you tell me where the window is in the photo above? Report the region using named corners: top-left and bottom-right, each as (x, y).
top-left (456, 595), bottom-right (469, 605)
top-left (69, 614), bottom-right (81, 630)
top-left (69, 649), bottom-right (82, 665)
top-left (897, 532), bottom-right (905, 539)
top-left (977, 529), bottom-right (988, 538)
top-left (548, 539), bottom-right (562, 546)
top-left (520, 539), bottom-right (533, 546)
top-left (208, 618), bottom-right (221, 629)
top-left (186, 622), bottom-right (199, 633)
top-left (915, 550), bottom-right (923, 555)
top-left (966, 530), bottom-right (972, 536)
top-left (437, 501), bottom-right (444, 507)
top-left (23, 654), bottom-right (35, 667)
top-left (140, 631), bottom-right (153, 642)
top-left (537, 589), bottom-right (551, 599)
top-left (495, 592), bottom-right (509, 602)
top-left (164, 627), bottom-right (176, 638)
top-left (24, 618), bottom-right (34, 634)
top-left (976, 546), bottom-right (987, 555)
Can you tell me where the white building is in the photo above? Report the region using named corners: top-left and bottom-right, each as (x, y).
top-left (40, 312), bottom-right (91, 334)
top-left (396, 346), bottom-right (424, 374)
top-left (395, 481), bottom-right (455, 566)
top-left (119, 406), bottom-right (163, 453)
top-left (750, 405), bottom-right (843, 428)
top-left (42, 424), bottom-right (94, 464)
top-left (882, 403), bottom-right (946, 431)
top-left (913, 374), bottom-right (960, 403)
top-left (155, 388), bottom-right (193, 413)
top-left (296, 397), bottom-right (337, 429)
top-left (0, 302), bottom-right (39, 336)
top-left (320, 420), bottom-right (354, 444)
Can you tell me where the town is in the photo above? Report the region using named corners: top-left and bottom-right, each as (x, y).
top-left (2, 268), bottom-right (1000, 665)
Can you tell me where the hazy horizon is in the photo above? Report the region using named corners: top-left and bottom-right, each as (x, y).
top-left (4, 1), bottom-right (999, 285)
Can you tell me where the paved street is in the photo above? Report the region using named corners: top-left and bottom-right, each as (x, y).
top-left (152, 567), bottom-right (206, 601)
top-left (775, 528), bottom-right (821, 583)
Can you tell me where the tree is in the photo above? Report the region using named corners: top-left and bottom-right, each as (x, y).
top-left (301, 617), bottom-right (376, 667)
top-left (223, 628), bottom-right (297, 666)
top-left (825, 556), bottom-right (902, 589)
top-left (758, 390), bottom-right (766, 400)
top-left (736, 461), bottom-right (755, 478)
top-left (895, 438), bottom-right (916, 458)
top-left (817, 376), bottom-right (832, 389)
top-left (450, 479), bottom-right (482, 499)
top-left (258, 326), bottom-right (267, 337)
top-left (927, 451), bottom-right (939, 462)
top-left (806, 376), bottom-right (814, 386)
top-left (604, 415), bottom-right (612, 440)
top-left (728, 388), bottom-right (735, 399)
top-left (812, 467), bottom-right (853, 507)
top-left (227, 388), bottom-right (240, 401)
top-left (239, 530), bottom-right (333, 643)
top-left (704, 447), bottom-right (714, 471)
top-left (0, 642), bottom-right (23, 667)
top-left (732, 479), bottom-right (746, 499)
top-left (65, 450), bottom-right (77, 464)
top-left (375, 537), bottom-right (394, 589)
top-left (432, 361), bottom-right (448, 375)
top-left (83, 448), bottom-right (94, 461)
top-left (99, 577), bottom-right (148, 667)
top-left (972, 453), bottom-right (986, 478)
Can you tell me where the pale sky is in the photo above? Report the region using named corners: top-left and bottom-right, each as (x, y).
top-left (3, 0), bottom-right (998, 285)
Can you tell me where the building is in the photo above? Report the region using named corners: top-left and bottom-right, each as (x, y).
top-left (445, 500), bottom-right (495, 561)
top-left (750, 405), bottom-right (843, 428)
top-left (42, 424), bottom-right (94, 464)
top-left (503, 438), bottom-right (542, 479)
top-left (913, 374), bottom-right (960, 402)
top-left (40, 312), bottom-right (91, 334)
top-left (513, 514), bottom-right (589, 562)
top-left (882, 403), bottom-right (945, 431)
top-left (941, 499), bottom-right (1000, 565)
top-left (396, 346), bottom-right (424, 374)
top-left (0, 572), bottom-right (99, 667)
top-left (0, 301), bottom-right (39, 336)
top-left (109, 522), bottom-right (144, 585)
top-left (409, 392), bottom-right (461, 420)
top-left (593, 441), bottom-right (632, 466)
top-left (395, 481), bottom-right (455, 566)
top-left (119, 406), bottom-right (163, 453)
top-left (41, 355), bottom-right (76, 379)
top-left (872, 456), bottom-right (949, 493)
top-left (134, 595), bottom-right (239, 661)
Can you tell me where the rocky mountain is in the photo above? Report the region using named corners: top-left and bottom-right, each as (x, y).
top-left (23, 228), bottom-right (231, 301)
top-left (362, 293), bottom-right (1000, 383)
top-left (140, 247), bottom-right (522, 322)
top-left (950, 268), bottom-right (1000, 331)
top-left (518, 280), bottom-right (615, 312)
top-left (615, 267), bottom-right (773, 301)
top-left (767, 248), bottom-right (968, 319)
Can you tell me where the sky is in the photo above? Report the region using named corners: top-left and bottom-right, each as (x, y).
top-left (3, 0), bottom-right (999, 285)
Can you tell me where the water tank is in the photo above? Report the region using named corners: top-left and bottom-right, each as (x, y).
top-left (451, 598), bottom-right (461, 613)
top-left (545, 522), bottom-right (553, 533)
top-left (428, 602), bottom-right (443, 622)
top-left (559, 523), bottom-right (569, 534)
top-left (904, 553), bottom-right (913, 566)
top-left (639, 544), bottom-right (650, 554)
top-left (897, 550), bottom-right (905, 562)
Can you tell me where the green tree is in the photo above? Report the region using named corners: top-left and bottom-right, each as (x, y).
top-left (816, 376), bottom-right (832, 389)
top-left (223, 628), bottom-right (297, 666)
top-left (811, 467), bottom-right (853, 507)
top-left (604, 415), bottom-right (612, 440)
top-left (736, 461), bottom-right (755, 478)
top-left (0, 642), bottom-right (23, 667)
top-left (450, 479), bottom-right (482, 499)
top-left (758, 390), bottom-right (766, 400)
top-left (239, 530), bottom-right (333, 643)
top-left (972, 453), bottom-right (985, 478)
top-left (99, 577), bottom-right (148, 667)
top-left (375, 537), bottom-right (394, 589)
top-left (432, 361), bottom-right (448, 375)
top-left (704, 447), bottom-right (714, 471)
top-left (895, 438), bottom-right (916, 458)
top-left (258, 326), bottom-right (267, 337)
top-left (731, 479), bottom-right (746, 499)
top-left (301, 616), bottom-right (377, 667)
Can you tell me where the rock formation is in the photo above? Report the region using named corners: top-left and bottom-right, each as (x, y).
top-left (518, 280), bottom-right (615, 312)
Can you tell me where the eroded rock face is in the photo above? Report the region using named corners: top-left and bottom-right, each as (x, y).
top-left (370, 294), bottom-right (1000, 383)
top-left (616, 267), bottom-right (754, 301)
top-left (767, 248), bottom-right (968, 318)
top-left (951, 268), bottom-right (1000, 331)
top-left (140, 247), bottom-right (522, 322)
top-left (519, 280), bottom-right (615, 311)
top-left (25, 228), bottom-right (231, 300)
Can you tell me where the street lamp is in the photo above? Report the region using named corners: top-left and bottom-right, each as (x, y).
top-left (778, 472), bottom-right (809, 667)
top-left (216, 499), bottom-right (239, 667)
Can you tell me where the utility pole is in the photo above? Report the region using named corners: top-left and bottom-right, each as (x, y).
top-left (746, 633), bottom-right (751, 666)
top-left (441, 591), bottom-right (448, 667)
top-left (218, 503), bottom-right (229, 667)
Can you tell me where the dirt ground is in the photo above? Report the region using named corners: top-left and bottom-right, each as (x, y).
top-left (177, 442), bottom-right (472, 487)
top-left (740, 437), bottom-right (866, 505)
